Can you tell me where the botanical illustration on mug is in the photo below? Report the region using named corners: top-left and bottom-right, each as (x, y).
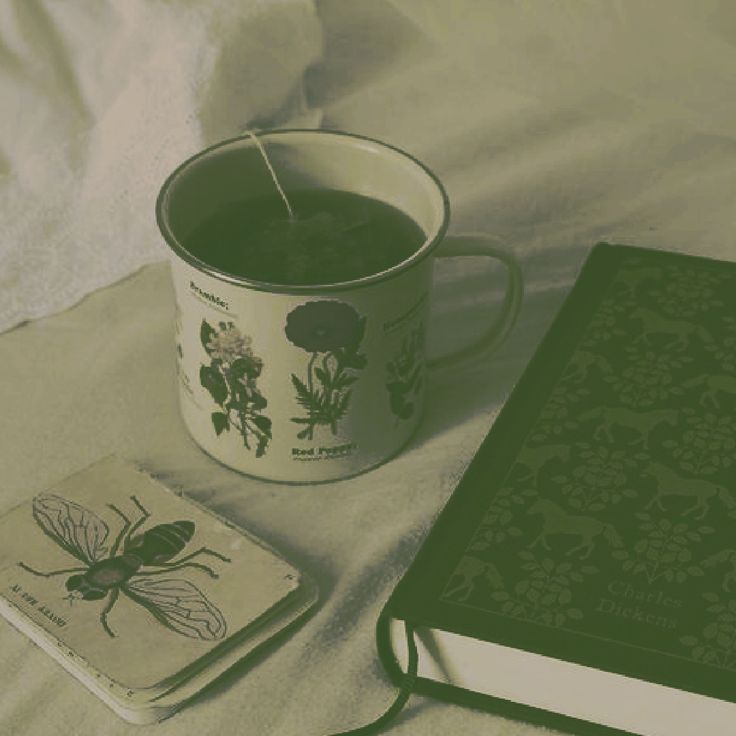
top-left (199, 320), bottom-right (272, 457)
top-left (285, 300), bottom-right (367, 439)
top-left (385, 322), bottom-right (425, 421)
top-left (18, 493), bottom-right (228, 640)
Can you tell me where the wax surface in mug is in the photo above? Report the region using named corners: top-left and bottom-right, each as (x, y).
top-left (182, 189), bottom-right (426, 286)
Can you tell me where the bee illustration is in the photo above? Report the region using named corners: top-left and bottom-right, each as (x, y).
top-left (18, 494), bottom-right (230, 641)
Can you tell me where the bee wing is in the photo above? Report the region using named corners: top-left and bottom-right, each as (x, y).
top-left (124, 577), bottom-right (227, 641)
top-left (32, 494), bottom-right (110, 564)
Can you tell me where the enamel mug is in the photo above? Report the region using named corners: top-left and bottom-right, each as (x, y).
top-left (156, 129), bottom-right (522, 482)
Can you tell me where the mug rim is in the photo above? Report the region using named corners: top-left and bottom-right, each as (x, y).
top-left (156, 128), bottom-right (451, 294)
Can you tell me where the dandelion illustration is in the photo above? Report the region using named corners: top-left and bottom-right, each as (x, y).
top-left (199, 320), bottom-right (271, 457)
top-left (286, 301), bottom-right (367, 439)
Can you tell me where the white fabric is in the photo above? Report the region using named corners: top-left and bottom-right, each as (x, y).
top-left (313, 0), bottom-right (736, 268)
top-left (0, 0), bottom-right (322, 333)
top-left (2, 2), bottom-right (736, 735)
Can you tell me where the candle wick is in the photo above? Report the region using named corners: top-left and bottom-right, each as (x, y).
top-left (246, 129), bottom-right (295, 221)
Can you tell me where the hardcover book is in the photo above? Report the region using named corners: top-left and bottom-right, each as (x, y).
top-left (0, 456), bottom-right (318, 724)
top-left (377, 243), bottom-right (736, 736)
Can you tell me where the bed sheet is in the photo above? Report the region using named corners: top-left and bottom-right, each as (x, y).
top-left (2, 2), bottom-right (736, 735)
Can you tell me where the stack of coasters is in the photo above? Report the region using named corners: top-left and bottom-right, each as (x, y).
top-left (0, 456), bottom-right (318, 724)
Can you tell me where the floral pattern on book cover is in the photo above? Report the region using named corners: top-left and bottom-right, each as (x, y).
top-left (441, 255), bottom-right (736, 671)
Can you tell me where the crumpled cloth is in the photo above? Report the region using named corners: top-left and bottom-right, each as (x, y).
top-left (0, 0), bottom-right (322, 333)
top-left (2, 2), bottom-right (736, 736)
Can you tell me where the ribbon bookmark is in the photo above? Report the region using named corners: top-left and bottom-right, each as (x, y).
top-left (329, 621), bottom-right (419, 735)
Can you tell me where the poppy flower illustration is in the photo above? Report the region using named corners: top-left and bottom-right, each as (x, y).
top-left (286, 301), bottom-right (367, 439)
top-left (199, 320), bottom-right (271, 457)
top-left (285, 300), bottom-right (364, 353)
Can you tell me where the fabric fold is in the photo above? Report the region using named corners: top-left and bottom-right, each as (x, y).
top-left (0, 0), bottom-right (323, 334)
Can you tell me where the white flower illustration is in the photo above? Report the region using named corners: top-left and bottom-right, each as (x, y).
top-left (206, 325), bottom-right (252, 362)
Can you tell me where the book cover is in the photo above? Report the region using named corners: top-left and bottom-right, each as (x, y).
top-left (0, 456), bottom-right (317, 721)
top-left (379, 243), bottom-right (736, 733)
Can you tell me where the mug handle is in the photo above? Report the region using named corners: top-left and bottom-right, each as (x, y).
top-left (427, 233), bottom-right (524, 371)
